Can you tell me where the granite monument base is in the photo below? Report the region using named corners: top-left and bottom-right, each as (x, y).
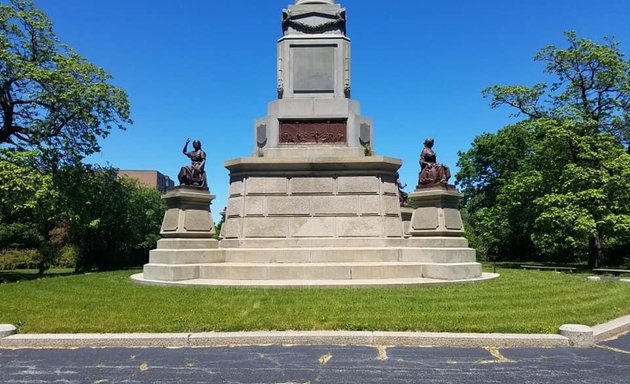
top-left (134, 163), bottom-right (491, 287)
top-left (220, 156), bottom-right (405, 240)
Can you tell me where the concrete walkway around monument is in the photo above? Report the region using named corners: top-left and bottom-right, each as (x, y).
top-left (130, 272), bottom-right (499, 288)
top-left (1, 315), bottom-right (628, 349)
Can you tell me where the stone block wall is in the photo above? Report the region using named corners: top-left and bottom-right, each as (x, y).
top-left (222, 175), bottom-right (403, 239)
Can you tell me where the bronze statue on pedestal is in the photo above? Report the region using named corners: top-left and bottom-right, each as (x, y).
top-left (178, 139), bottom-right (207, 189)
top-left (417, 138), bottom-right (451, 188)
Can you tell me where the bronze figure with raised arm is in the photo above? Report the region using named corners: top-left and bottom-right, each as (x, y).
top-left (178, 138), bottom-right (207, 189)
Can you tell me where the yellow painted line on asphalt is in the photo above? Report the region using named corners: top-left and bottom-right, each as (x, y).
top-left (476, 347), bottom-right (515, 364)
top-left (376, 345), bottom-right (389, 361)
top-left (274, 382), bottom-right (311, 384)
top-left (318, 353), bottom-right (332, 365)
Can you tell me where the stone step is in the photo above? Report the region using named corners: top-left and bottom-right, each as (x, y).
top-left (155, 238), bottom-right (219, 250)
top-left (149, 247), bottom-right (476, 265)
top-left (219, 237), bottom-right (469, 249)
top-left (149, 249), bottom-right (224, 265)
top-left (223, 248), bottom-right (476, 264)
top-left (143, 262), bottom-right (482, 282)
top-left (131, 273), bottom-right (500, 288)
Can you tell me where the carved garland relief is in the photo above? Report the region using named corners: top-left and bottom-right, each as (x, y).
top-left (279, 120), bottom-right (347, 144)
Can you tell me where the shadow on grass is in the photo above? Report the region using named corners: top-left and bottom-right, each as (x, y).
top-left (0, 268), bottom-right (76, 284)
top-left (484, 261), bottom-right (593, 273)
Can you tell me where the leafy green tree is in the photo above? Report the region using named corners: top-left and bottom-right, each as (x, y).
top-left (0, 149), bottom-right (56, 244)
top-left (118, 176), bottom-right (164, 266)
top-left (458, 32), bottom-right (630, 267)
top-left (0, 152), bottom-right (165, 272)
top-left (55, 166), bottom-right (164, 271)
top-left (0, 1), bottom-right (165, 272)
top-left (457, 122), bottom-right (538, 260)
top-left (0, 148), bottom-right (59, 272)
top-left (0, 0), bottom-right (130, 166)
top-left (0, 149), bottom-right (56, 221)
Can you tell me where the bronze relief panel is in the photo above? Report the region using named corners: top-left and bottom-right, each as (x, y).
top-left (279, 120), bottom-right (347, 144)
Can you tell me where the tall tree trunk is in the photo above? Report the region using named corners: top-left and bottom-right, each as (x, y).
top-left (587, 233), bottom-right (603, 269)
top-left (37, 245), bottom-right (48, 276)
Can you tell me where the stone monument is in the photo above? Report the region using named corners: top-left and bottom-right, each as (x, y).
top-left (221, 0), bottom-right (403, 247)
top-left (133, 0), bottom-right (495, 287)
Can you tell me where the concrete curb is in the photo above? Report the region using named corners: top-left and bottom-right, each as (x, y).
top-left (0, 330), bottom-right (569, 349)
top-left (559, 324), bottom-right (594, 347)
top-left (592, 314), bottom-right (630, 342)
top-left (1, 315), bottom-right (628, 349)
top-left (0, 333), bottom-right (190, 349)
top-left (0, 324), bottom-right (16, 338)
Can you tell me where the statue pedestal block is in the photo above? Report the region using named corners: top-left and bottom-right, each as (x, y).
top-left (142, 188), bottom-right (221, 282)
top-left (400, 206), bottom-right (414, 237)
top-left (408, 185), bottom-right (465, 237)
top-left (160, 188), bottom-right (216, 238)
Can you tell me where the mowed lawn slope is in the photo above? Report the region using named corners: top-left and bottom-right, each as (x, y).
top-left (1, 267), bottom-right (628, 334)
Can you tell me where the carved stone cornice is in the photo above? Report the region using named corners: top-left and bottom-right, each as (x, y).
top-left (282, 8), bottom-right (346, 35)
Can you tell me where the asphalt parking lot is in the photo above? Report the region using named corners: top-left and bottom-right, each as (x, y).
top-left (1, 332), bottom-right (628, 383)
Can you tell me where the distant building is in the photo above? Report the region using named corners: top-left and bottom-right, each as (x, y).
top-left (118, 170), bottom-right (175, 193)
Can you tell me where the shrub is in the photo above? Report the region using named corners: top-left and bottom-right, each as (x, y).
top-left (0, 223), bottom-right (43, 249)
top-left (0, 249), bottom-right (40, 270)
top-left (54, 245), bottom-right (78, 269)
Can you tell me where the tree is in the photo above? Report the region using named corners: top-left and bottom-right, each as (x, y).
top-left (457, 32), bottom-right (630, 268)
top-left (0, 149), bottom-right (56, 224)
top-left (0, 151), bottom-right (165, 272)
top-left (0, 0), bottom-right (130, 166)
top-left (0, 1), bottom-right (164, 272)
top-left (55, 166), bottom-right (164, 271)
top-left (0, 148), bottom-right (59, 273)
top-left (483, 31), bottom-right (629, 150)
top-left (457, 122), bottom-right (540, 260)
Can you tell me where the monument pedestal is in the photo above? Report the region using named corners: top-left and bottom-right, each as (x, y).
top-left (159, 188), bottom-right (216, 239)
top-left (141, 188), bottom-right (221, 282)
top-left (221, 156), bottom-right (404, 242)
top-left (408, 185), bottom-right (465, 237)
top-left (402, 185), bottom-right (482, 280)
top-left (400, 206), bottom-right (414, 237)
top-left (134, 181), bottom-right (486, 286)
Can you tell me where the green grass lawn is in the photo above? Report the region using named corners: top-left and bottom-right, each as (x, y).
top-left (0, 266), bottom-right (628, 334)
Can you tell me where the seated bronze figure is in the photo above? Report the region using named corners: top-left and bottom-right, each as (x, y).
top-left (178, 139), bottom-right (207, 189)
top-left (417, 138), bottom-right (451, 188)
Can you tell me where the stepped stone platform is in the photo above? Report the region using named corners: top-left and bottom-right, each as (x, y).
top-left (133, 170), bottom-right (492, 288)
top-left (132, 179), bottom-right (496, 287)
top-left (133, 234), bottom-right (496, 288)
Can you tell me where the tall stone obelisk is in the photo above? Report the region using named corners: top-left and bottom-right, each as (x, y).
top-left (220, 0), bottom-right (405, 245)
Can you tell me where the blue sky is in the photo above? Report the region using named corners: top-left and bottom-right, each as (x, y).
top-left (31, 0), bottom-right (630, 218)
